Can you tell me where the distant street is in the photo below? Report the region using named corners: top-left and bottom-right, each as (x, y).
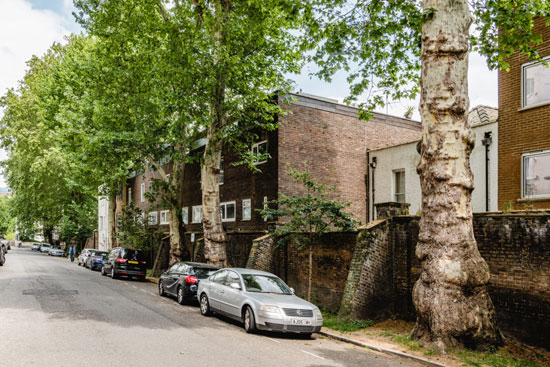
top-left (0, 248), bottom-right (423, 367)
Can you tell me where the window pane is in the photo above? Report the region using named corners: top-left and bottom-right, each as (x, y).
top-left (226, 203), bottom-right (235, 219)
top-left (182, 208), bottom-right (188, 224)
top-left (523, 153), bottom-right (550, 197)
top-left (242, 199), bottom-right (251, 220)
top-left (394, 171), bottom-right (405, 203)
top-left (524, 60), bottom-right (550, 107)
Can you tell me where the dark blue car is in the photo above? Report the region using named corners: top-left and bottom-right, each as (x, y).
top-left (85, 250), bottom-right (108, 270)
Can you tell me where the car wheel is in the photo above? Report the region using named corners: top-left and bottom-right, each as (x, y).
top-left (101, 266), bottom-right (106, 276)
top-left (111, 267), bottom-right (118, 279)
top-left (158, 281), bottom-right (166, 297)
top-left (177, 286), bottom-right (186, 305)
top-left (243, 306), bottom-right (257, 334)
top-left (200, 294), bottom-right (211, 316)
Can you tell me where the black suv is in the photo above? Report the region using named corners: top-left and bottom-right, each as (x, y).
top-left (101, 247), bottom-right (147, 281)
top-left (159, 262), bottom-right (218, 304)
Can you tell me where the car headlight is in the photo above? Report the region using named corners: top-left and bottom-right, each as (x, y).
top-left (313, 308), bottom-right (323, 319)
top-left (260, 305), bottom-right (281, 314)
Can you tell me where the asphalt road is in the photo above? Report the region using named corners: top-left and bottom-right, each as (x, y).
top-left (0, 248), bottom-right (424, 367)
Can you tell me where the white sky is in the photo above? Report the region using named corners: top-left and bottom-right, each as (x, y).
top-left (0, 0), bottom-right (498, 187)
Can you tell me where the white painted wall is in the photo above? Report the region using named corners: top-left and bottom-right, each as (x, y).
top-left (371, 121), bottom-right (498, 215)
top-left (98, 196), bottom-right (110, 251)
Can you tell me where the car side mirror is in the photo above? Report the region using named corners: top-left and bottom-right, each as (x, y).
top-left (230, 282), bottom-right (241, 290)
top-left (290, 287), bottom-right (295, 294)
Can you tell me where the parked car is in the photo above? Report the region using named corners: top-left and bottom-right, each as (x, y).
top-left (77, 248), bottom-right (95, 266)
top-left (39, 244), bottom-right (51, 253)
top-left (197, 268), bottom-right (323, 336)
top-left (85, 251), bottom-right (108, 270)
top-left (159, 262), bottom-right (219, 304)
top-left (1, 240), bottom-right (8, 255)
top-left (31, 243), bottom-right (41, 251)
top-left (48, 246), bottom-right (65, 257)
top-left (0, 245), bottom-right (4, 266)
top-left (101, 247), bottom-right (146, 281)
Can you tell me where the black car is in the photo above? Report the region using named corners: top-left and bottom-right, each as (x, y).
top-left (159, 262), bottom-right (219, 304)
top-left (101, 247), bottom-right (147, 281)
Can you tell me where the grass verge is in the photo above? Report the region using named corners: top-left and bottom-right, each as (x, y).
top-left (321, 311), bottom-right (373, 332)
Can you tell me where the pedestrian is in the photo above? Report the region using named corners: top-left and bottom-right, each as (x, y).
top-left (69, 244), bottom-right (75, 262)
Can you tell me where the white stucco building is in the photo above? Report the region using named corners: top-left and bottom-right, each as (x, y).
top-left (368, 106), bottom-right (498, 216)
top-left (98, 196), bottom-right (110, 251)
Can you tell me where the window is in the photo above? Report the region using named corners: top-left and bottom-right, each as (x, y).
top-left (522, 150), bottom-right (550, 199)
top-left (242, 199), bottom-right (251, 221)
top-left (263, 196), bottom-right (268, 222)
top-left (148, 181), bottom-right (153, 193)
top-left (219, 156), bottom-right (224, 185)
top-left (137, 213), bottom-right (145, 225)
top-left (182, 207), bottom-right (188, 224)
top-left (394, 170), bottom-right (406, 203)
top-left (192, 205), bottom-right (202, 223)
top-left (522, 57), bottom-right (550, 108)
top-left (160, 210), bottom-right (169, 224)
top-left (140, 183), bottom-right (145, 202)
top-left (252, 141), bottom-right (268, 165)
top-left (148, 211), bottom-right (158, 225)
top-left (127, 188), bottom-right (132, 204)
top-left (211, 270), bottom-right (227, 284)
top-left (220, 201), bottom-right (236, 222)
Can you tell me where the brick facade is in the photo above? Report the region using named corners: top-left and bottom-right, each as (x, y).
top-left (498, 18), bottom-right (550, 209)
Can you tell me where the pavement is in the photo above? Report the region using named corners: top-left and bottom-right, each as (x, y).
top-left (0, 248), bottom-right (429, 367)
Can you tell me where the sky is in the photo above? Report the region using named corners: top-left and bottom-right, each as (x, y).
top-left (0, 0), bottom-right (499, 187)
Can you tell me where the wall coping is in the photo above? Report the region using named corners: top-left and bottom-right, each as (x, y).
top-left (390, 210), bottom-right (550, 219)
top-left (358, 218), bottom-right (388, 230)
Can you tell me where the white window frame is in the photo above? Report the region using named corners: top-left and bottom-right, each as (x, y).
top-left (220, 201), bottom-right (236, 222)
top-left (521, 150), bottom-right (550, 199)
top-left (393, 169), bottom-right (406, 203)
top-left (137, 213), bottom-right (145, 225)
top-left (219, 156), bottom-right (224, 185)
top-left (521, 56), bottom-right (550, 109)
top-left (242, 199), bottom-right (251, 221)
top-left (160, 210), bottom-right (170, 225)
top-left (192, 205), bottom-right (202, 224)
top-left (148, 211), bottom-right (158, 225)
top-left (182, 207), bottom-right (189, 225)
top-left (252, 141), bottom-right (268, 165)
top-left (140, 183), bottom-right (145, 202)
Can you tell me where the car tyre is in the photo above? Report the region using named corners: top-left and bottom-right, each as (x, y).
top-left (159, 281), bottom-right (166, 297)
top-left (200, 294), bottom-right (211, 316)
top-left (101, 266), bottom-right (106, 276)
top-left (243, 306), bottom-right (257, 334)
top-left (177, 286), bottom-right (186, 305)
top-left (111, 267), bottom-right (118, 279)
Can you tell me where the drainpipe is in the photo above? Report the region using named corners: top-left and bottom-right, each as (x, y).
top-left (481, 131), bottom-right (492, 212)
top-left (370, 157), bottom-right (377, 220)
top-left (366, 151), bottom-right (370, 222)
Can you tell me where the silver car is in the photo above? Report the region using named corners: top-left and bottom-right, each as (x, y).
top-left (48, 247), bottom-right (65, 257)
top-left (197, 268), bottom-right (323, 336)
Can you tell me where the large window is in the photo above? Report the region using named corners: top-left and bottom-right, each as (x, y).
top-left (242, 199), bottom-right (251, 221)
top-left (522, 57), bottom-right (550, 108)
top-left (220, 201), bottom-right (236, 222)
top-left (148, 211), bottom-right (158, 225)
top-left (252, 141), bottom-right (268, 165)
top-left (182, 207), bottom-right (188, 224)
top-left (522, 150), bottom-right (550, 199)
top-left (192, 205), bottom-right (202, 223)
top-left (394, 170), bottom-right (406, 203)
top-left (140, 183), bottom-right (145, 202)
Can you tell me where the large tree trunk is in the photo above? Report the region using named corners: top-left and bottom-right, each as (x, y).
top-left (168, 156), bottom-right (188, 265)
top-left (412, 0), bottom-right (501, 352)
top-left (108, 192), bottom-right (117, 249)
top-left (201, 128), bottom-right (228, 267)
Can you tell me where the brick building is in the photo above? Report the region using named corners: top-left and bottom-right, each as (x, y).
top-left (498, 18), bottom-right (550, 209)
top-left (112, 93), bottom-right (421, 244)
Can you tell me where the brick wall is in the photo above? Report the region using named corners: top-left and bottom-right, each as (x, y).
top-left (389, 212), bottom-right (550, 348)
top-left (278, 94), bottom-right (421, 224)
top-left (498, 18), bottom-right (550, 210)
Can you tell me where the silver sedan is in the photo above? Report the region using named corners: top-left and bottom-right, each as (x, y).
top-left (197, 268), bottom-right (323, 336)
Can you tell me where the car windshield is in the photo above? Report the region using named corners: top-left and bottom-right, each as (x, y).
top-left (193, 268), bottom-right (217, 279)
top-left (93, 251), bottom-right (107, 257)
top-left (242, 274), bottom-right (292, 294)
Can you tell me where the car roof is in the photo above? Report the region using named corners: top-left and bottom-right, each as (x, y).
top-left (179, 261), bottom-right (218, 269)
top-left (226, 268), bottom-right (277, 277)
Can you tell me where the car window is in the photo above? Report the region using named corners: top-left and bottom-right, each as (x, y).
top-left (121, 249), bottom-right (145, 261)
top-left (223, 271), bottom-right (241, 287)
top-left (169, 263), bottom-right (181, 273)
top-left (242, 274), bottom-right (292, 294)
top-left (211, 270), bottom-right (227, 284)
top-left (193, 267), bottom-right (218, 279)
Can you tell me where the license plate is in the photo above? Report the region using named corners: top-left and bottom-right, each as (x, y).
top-left (291, 319), bottom-right (312, 326)
top-left (128, 260), bottom-right (138, 264)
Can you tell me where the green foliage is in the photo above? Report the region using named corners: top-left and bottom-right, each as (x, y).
top-left (457, 348), bottom-right (541, 367)
top-left (0, 196), bottom-right (15, 238)
top-left (503, 200), bottom-right (515, 213)
top-left (260, 164), bottom-right (358, 249)
top-left (322, 311), bottom-right (373, 332)
top-left (303, 0), bottom-right (550, 115)
top-left (115, 203), bottom-right (161, 251)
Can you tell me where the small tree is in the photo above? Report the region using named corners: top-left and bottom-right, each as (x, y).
top-left (260, 166), bottom-right (358, 301)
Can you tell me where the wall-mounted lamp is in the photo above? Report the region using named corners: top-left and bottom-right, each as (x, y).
top-left (370, 157), bottom-right (377, 169)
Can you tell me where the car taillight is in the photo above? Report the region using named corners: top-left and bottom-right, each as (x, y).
top-left (140, 261), bottom-right (146, 264)
top-left (116, 257), bottom-right (127, 263)
top-left (84, 254), bottom-right (89, 257)
top-left (185, 276), bottom-right (198, 284)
